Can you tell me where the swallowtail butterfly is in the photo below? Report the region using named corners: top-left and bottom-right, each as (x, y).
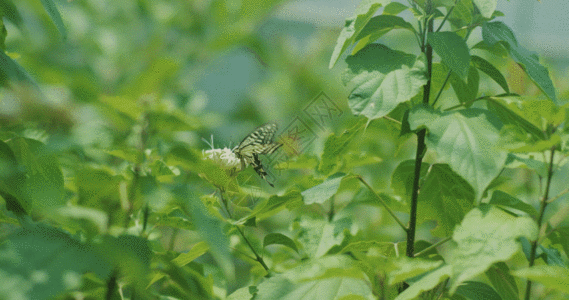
top-left (232, 122), bottom-right (282, 187)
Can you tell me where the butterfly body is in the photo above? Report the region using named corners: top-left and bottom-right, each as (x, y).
top-left (233, 123), bottom-right (281, 187)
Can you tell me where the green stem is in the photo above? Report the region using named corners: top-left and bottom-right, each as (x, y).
top-left (407, 1), bottom-right (433, 260)
top-left (235, 225), bottom-right (270, 273)
top-left (414, 237), bottom-right (452, 257)
top-left (357, 176), bottom-right (407, 232)
top-left (431, 70), bottom-right (452, 107)
top-left (219, 189), bottom-right (270, 274)
top-left (524, 146), bottom-right (556, 300)
top-left (435, 2), bottom-right (456, 32)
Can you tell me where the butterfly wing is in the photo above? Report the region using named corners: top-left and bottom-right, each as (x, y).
top-left (233, 123), bottom-right (282, 186)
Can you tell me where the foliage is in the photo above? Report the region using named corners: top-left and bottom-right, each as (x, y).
top-left (0, 0), bottom-right (568, 300)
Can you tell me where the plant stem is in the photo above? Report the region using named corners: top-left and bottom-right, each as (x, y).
top-left (524, 147), bottom-right (556, 300)
top-left (414, 236), bottom-right (452, 257)
top-left (235, 225), bottom-right (270, 273)
top-left (357, 176), bottom-right (407, 232)
top-left (407, 0), bottom-right (433, 261)
top-left (219, 189), bottom-right (270, 274)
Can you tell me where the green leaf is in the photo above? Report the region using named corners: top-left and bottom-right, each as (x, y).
top-left (483, 22), bottom-right (556, 102)
top-left (0, 0), bottom-right (23, 28)
top-left (340, 241), bottom-right (405, 258)
top-left (537, 245), bottom-right (565, 267)
top-left (263, 233), bottom-right (298, 253)
top-left (6, 138), bottom-right (64, 213)
top-left (429, 63), bottom-right (452, 103)
top-left (549, 227), bottom-right (569, 258)
top-left (485, 262), bottom-right (519, 300)
top-left (329, 0), bottom-right (389, 68)
top-left (488, 190), bottom-right (538, 217)
top-left (512, 265), bottom-right (569, 294)
top-left (343, 44), bottom-right (427, 119)
top-left (472, 40), bottom-right (509, 58)
top-left (255, 258), bottom-right (374, 300)
top-left (147, 111), bottom-right (195, 133)
top-left (76, 167), bottom-right (121, 208)
top-left (172, 241), bottom-right (210, 267)
top-left (388, 257), bottom-right (443, 285)
top-left (0, 224), bottom-right (111, 300)
top-left (383, 2), bottom-right (408, 15)
top-left (227, 286), bottom-right (255, 300)
top-left (251, 189), bottom-right (303, 221)
top-left (0, 51), bottom-right (43, 90)
top-left (0, 140), bottom-right (28, 214)
top-left (449, 65), bottom-right (479, 104)
top-left (319, 118), bottom-right (366, 175)
top-left (121, 58), bottom-right (179, 99)
top-left (486, 96), bottom-right (546, 141)
top-left (391, 160), bottom-right (429, 199)
top-left (395, 265), bottom-right (453, 300)
top-left (352, 15), bottom-right (415, 54)
top-left (295, 216), bottom-right (355, 258)
top-left (448, 205), bottom-right (538, 293)
top-left (301, 173), bottom-right (346, 204)
top-left (471, 55), bottom-right (509, 93)
top-left (209, 0), bottom-right (287, 50)
top-left (455, 281), bottom-right (502, 300)
top-left (175, 185), bottom-right (234, 280)
top-left (447, 0), bottom-right (473, 31)
top-left (418, 164), bottom-right (475, 237)
top-left (472, 0), bottom-right (497, 19)
top-left (409, 107), bottom-right (507, 198)
top-left (428, 32), bottom-right (470, 80)
top-left (39, 0), bottom-right (67, 40)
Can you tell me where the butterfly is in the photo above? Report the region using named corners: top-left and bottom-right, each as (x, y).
top-left (232, 122), bottom-right (282, 187)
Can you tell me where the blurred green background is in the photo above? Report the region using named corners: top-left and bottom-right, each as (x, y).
top-left (0, 0), bottom-right (568, 297)
top-left (3, 0), bottom-right (569, 250)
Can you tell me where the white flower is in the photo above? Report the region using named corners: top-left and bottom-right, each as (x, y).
top-left (203, 147), bottom-right (240, 169)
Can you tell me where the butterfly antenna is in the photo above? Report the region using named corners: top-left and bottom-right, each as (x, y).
top-left (201, 134), bottom-right (215, 150)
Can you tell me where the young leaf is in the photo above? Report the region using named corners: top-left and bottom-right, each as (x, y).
top-left (485, 262), bottom-right (519, 300)
top-left (488, 190), bottom-right (538, 217)
top-left (383, 2), bottom-right (408, 15)
top-left (448, 205), bottom-right (538, 293)
top-left (295, 216), bottom-right (355, 258)
top-left (391, 160), bottom-right (429, 199)
top-left (255, 258), bottom-right (374, 300)
top-left (388, 257), bottom-right (443, 285)
top-left (39, 0), bottom-right (67, 40)
top-left (472, 0), bottom-right (497, 19)
top-left (7, 137), bottom-right (65, 213)
top-left (301, 173), bottom-right (346, 204)
top-left (512, 265), bottom-right (569, 294)
top-left (482, 22), bottom-right (556, 102)
top-left (471, 55), bottom-right (509, 93)
top-left (409, 107), bottom-right (507, 198)
top-left (486, 96), bottom-right (546, 141)
top-left (418, 164), bottom-right (475, 237)
top-left (0, 0), bottom-right (23, 28)
top-left (175, 185), bottom-right (234, 280)
top-left (329, 0), bottom-right (389, 68)
top-left (455, 281), bottom-right (502, 300)
top-left (319, 118), bottom-right (365, 175)
top-left (549, 227), bottom-right (569, 258)
top-left (263, 233), bottom-right (299, 253)
top-left (352, 15), bottom-right (416, 54)
top-left (449, 65), bottom-right (479, 104)
top-left (394, 266), bottom-right (453, 300)
top-left (343, 44), bottom-right (427, 120)
top-left (428, 32), bottom-right (471, 80)
top-left (0, 224), bottom-right (111, 300)
top-left (172, 241), bottom-right (210, 267)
